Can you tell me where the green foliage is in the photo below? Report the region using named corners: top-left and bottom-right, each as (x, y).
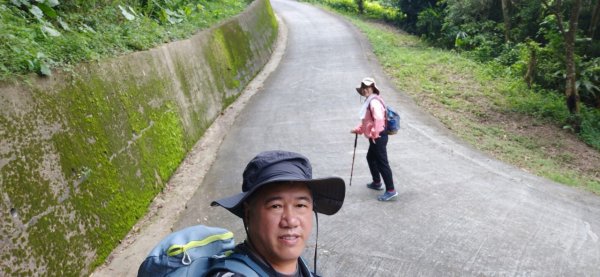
top-left (355, 0), bottom-right (364, 14)
top-left (0, 0), bottom-right (249, 80)
top-left (580, 108), bottom-right (600, 149)
top-left (494, 42), bottom-right (521, 66)
top-left (363, 1), bottom-right (400, 23)
top-left (416, 6), bottom-right (444, 41)
top-left (394, 0), bottom-right (438, 33)
top-left (451, 20), bottom-right (505, 61)
top-left (507, 86), bottom-right (569, 121)
top-left (578, 57), bottom-right (600, 106)
top-left (324, 0), bottom-right (358, 13)
top-left (509, 0), bottom-right (544, 42)
top-left (443, 0), bottom-right (502, 25)
top-left (502, 72), bottom-right (600, 150)
top-left (306, 0), bottom-right (402, 22)
top-left (404, 0), bottom-right (600, 110)
top-left (534, 14), bottom-right (567, 87)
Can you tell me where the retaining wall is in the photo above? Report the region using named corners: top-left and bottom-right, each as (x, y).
top-left (0, 0), bottom-right (277, 275)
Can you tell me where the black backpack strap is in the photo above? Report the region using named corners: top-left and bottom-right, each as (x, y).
top-left (298, 257), bottom-right (317, 277)
top-left (205, 253), bottom-right (270, 277)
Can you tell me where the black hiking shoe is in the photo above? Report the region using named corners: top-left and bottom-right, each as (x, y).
top-left (366, 182), bottom-right (384, 191)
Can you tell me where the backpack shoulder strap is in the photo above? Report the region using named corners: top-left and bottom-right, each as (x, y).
top-left (369, 95), bottom-right (386, 108)
top-left (367, 95), bottom-right (387, 125)
top-left (204, 253), bottom-right (270, 277)
top-left (298, 257), bottom-right (317, 277)
top-left (367, 96), bottom-right (386, 120)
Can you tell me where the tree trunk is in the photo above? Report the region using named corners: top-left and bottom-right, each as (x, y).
top-left (501, 0), bottom-right (512, 42)
top-left (589, 0), bottom-right (600, 40)
top-left (564, 0), bottom-right (582, 130)
top-left (524, 43), bottom-right (537, 88)
top-left (356, 0), bottom-right (364, 14)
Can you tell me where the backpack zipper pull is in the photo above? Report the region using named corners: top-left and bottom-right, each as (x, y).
top-left (182, 250), bottom-right (192, 265)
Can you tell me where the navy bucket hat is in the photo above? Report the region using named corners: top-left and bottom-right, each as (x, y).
top-left (211, 150), bottom-right (346, 218)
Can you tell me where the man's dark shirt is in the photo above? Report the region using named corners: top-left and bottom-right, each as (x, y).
top-left (208, 242), bottom-right (312, 277)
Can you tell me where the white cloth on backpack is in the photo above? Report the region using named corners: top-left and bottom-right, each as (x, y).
top-left (359, 94), bottom-right (378, 119)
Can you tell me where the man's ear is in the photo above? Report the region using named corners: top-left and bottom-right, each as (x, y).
top-left (243, 202), bottom-right (250, 224)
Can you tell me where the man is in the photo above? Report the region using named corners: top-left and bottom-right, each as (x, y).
top-left (351, 77), bottom-right (398, 201)
top-left (207, 150), bottom-right (346, 276)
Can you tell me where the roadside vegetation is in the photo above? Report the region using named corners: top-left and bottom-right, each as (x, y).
top-left (303, 0), bottom-right (600, 194)
top-left (0, 0), bottom-right (250, 81)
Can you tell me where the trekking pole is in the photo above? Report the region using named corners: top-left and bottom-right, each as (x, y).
top-left (349, 133), bottom-right (358, 186)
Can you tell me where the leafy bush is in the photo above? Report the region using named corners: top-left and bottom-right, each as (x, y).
top-left (416, 6), bottom-right (444, 41)
top-left (363, 1), bottom-right (401, 23)
top-left (503, 82), bottom-right (600, 151)
top-left (507, 41), bottom-right (538, 84)
top-left (453, 20), bottom-right (505, 61)
top-left (315, 0), bottom-right (401, 22)
top-left (394, 0), bottom-right (438, 34)
top-left (580, 108), bottom-right (600, 149)
top-left (506, 85), bottom-right (569, 122)
top-left (0, 0), bottom-right (249, 80)
top-left (578, 57), bottom-right (600, 108)
top-left (324, 0), bottom-right (358, 13)
top-left (494, 42), bottom-right (521, 66)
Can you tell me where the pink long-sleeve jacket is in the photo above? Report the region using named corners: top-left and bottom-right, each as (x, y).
top-left (353, 96), bottom-right (386, 140)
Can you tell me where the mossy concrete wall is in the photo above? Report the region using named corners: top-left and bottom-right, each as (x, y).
top-left (0, 0), bottom-right (277, 275)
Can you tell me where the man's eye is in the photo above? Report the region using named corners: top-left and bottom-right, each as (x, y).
top-left (297, 202), bottom-right (311, 208)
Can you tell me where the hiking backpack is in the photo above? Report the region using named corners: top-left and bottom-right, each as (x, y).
top-left (371, 96), bottom-right (401, 135)
top-left (385, 105), bottom-right (401, 135)
top-left (137, 225), bottom-right (267, 277)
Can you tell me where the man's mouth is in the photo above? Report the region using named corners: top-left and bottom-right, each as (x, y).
top-left (279, 233), bottom-right (301, 244)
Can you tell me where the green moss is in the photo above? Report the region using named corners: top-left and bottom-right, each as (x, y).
top-left (201, 0), bottom-right (278, 112)
top-left (171, 57), bottom-right (212, 146)
top-left (223, 94), bottom-right (239, 109)
top-left (3, 71), bottom-right (187, 276)
top-left (174, 59), bottom-right (193, 100)
top-left (204, 22), bottom-right (253, 100)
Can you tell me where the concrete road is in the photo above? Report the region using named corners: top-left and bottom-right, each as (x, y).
top-left (173, 0), bottom-right (600, 276)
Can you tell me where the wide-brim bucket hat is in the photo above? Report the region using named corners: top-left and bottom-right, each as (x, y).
top-left (211, 150), bottom-right (346, 218)
top-left (355, 77), bottom-right (380, 95)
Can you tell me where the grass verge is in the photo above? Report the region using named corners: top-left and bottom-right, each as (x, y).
top-left (0, 0), bottom-right (249, 81)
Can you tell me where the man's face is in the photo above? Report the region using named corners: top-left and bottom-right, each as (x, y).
top-left (246, 182), bottom-right (313, 270)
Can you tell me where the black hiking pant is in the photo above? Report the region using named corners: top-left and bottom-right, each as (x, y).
top-left (367, 132), bottom-right (395, 191)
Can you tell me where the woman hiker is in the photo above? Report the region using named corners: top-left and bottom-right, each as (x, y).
top-left (350, 77), bottom-right (398, 201)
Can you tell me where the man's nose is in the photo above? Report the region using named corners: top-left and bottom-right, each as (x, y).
top-left (280, 207), bottom-right (300, 228)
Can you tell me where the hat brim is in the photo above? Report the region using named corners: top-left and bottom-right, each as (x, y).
top-left (356, 85), bottom-right (380, 95)
top-left (211, 177), bottom-right (346, 218)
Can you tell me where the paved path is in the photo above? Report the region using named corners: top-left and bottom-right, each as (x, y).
top-left (97, 0), bottom-right (600, 276)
